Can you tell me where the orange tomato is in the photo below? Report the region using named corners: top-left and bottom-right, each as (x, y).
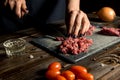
top-left (75, 71), bottom-right (87, 79)
top-left (70, 65), bottom-right (87, 75)
top-left (48, 62), bottom-right (62, 70)
top-left (75, 79), bottom-right (83, 80)
top-left (61, 70), bottom-right (75, 80)
top-left (55, 75), bottom-right (67, 80)
top-left (76, 73), bottom-right (94, 80)
top-left (82, 73), bottom-right (94, 80)
top-left (45, 69), bottom-right (61, 80)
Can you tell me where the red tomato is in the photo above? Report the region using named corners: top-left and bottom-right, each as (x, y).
top-left (61, 70), bottom-right (75, 80)
top-left (55, 75), bottom-right (67, 80)
top-left (82, 73), bottom-right (94, 80)
top-left (45, 69), bottom-right (61, 80)
top-left (70, 65), bottom-right (87, 75)
top-left (76, 73), bottom-right (94, 80)
top-left (75, 79), bottom-right (83, 80)
top-left (75, 71), bottom-right (87, 79)
top-left (48, 62), bottom-right (62, 70)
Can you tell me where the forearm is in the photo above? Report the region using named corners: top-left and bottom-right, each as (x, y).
top-left (66, 0), bottom-right (80, 12)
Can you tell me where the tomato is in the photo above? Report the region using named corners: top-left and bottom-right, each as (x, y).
top-left (75, 79), bottom-right (83, 80)
top-left (61, 70), bottom-right (75, 80)
top-left (70, 66), bottom-right (94, 80)
top-left (82, 73), bottom-right (94, 80)
top-left (76, 73), bottom-right (94, 80)
top-left (70, 65), bottom-right (87, 75)
top-left (55, 75), bottom-right (67, 80)
top-left (45, 69), bottom-right (61, 80)
top-left (75, 71), bottom-right (87, 79)
top-left (48, 62), bottom-right (62, 70)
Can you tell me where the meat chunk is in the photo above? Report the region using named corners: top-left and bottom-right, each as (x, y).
top-left (56, 25), bottom-right (95, 55)
top-left (58, 37), bottom-right (93, 55)
top-left (98, 27), bottom-right (120, 36)
top-left (85, 25), bottom-right (96, 36)
top-left (56, 37), bottom-right (64, 41)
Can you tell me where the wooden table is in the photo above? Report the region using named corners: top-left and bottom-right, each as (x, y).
top-left (0, 14), bottom-right (120, 80)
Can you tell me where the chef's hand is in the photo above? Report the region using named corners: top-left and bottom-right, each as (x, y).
top-left (4, 0), bottom-right (28, 18)
top-left (66, 10), bottom-right (90, 37)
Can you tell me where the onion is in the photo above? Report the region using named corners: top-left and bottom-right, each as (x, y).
top-left (97, 7), bottom-right (116, 22)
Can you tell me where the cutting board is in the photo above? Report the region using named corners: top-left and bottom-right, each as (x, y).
top-left (31, 27), bottom-right (120, 63)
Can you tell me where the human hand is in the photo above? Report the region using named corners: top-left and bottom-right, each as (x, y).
top-left (4, 0), bottom-right (28, 18)
top-left (66, 10), bottom-right (90, 37)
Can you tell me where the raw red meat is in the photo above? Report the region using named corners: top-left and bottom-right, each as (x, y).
top-left (56, 37), bottom-right (64, 41)
top-left (85, 25), bottom-right (96, 36)
top-left (98, 27), bottom-right (120, 36)
top-left (59, 37), bottom-right (93, 55)
top-left (55, 25), bottom-right (95, 55)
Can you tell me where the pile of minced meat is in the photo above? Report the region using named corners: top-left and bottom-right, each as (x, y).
top-left (56, 25), bottom-right (95, 55)
top-left (56, 25), bottom-right (120, 55)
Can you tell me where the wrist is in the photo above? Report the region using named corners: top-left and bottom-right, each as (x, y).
top-left (66, 0), bottom-right (80, 13)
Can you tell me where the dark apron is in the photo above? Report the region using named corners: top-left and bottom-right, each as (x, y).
top-left (0, 0), bottom-right (66, 34)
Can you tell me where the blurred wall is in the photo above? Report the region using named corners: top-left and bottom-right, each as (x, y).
top-left (80, 0), bottom-right (120, 16)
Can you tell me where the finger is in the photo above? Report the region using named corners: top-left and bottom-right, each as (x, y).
top-left (21, 10), bottom-right (25, 17)
top-left (78, 11), bottom-right (88, 34)
top-left (4, 0), bottom-right (8, 6)
top-left (68, 11), bottom-right (78, 35)
top-left (15, 0), bottom-right (22, 18)
top-left (74, 12), bottom-right (83, 36)
top-left (82, 14), bottom-right (90, 34)
top-left (21, 0), bottom-right (28, 14)
top-left (21, 1), bottom-right (28, 17)
top-left (8, 0), bottom-right (15, 10)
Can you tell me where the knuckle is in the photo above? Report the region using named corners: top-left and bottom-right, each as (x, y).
top-left (70, 10), bottom-right (78, 15)
top-left (84, 13), bottom-right (87, 17)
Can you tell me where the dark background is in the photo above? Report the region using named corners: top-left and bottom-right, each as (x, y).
top-left (0, 0), bottom-right (119, 34)
top-left (81, 0), bottom-right (119, 15)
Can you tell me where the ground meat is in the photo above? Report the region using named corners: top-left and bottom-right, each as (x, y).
top-left (59, 37), bottom-right (93, 55)
top-left (85, 25), bottom-right (96, 36)
top-left (55, 25), bottom-right (95, 55)
top-left (57, 37), bottom-right (93, 54)
top-left (98, 27), bottom-right (120, 36)
top-left (56, 37), bottom-right (64, 41)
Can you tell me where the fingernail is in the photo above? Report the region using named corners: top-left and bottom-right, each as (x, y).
top-left (72, 35), bottom-right (77, 38)
top-left (18, 15), bottom-right (21, 18)
top-left (26, 10), bottom-right (29, 13)
top-left (79, 34), bottom-right (84, 37)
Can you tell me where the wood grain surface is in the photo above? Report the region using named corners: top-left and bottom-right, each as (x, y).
top-left (0, 14), bottom-right (120, 80)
